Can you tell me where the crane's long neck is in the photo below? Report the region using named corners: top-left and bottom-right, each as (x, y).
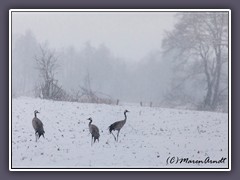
top-left (88, 120), bottom-right (92, 127)
top-left (124, 112), bottom-right (127, 121)
top-left (34, 112), bottom-right (37, 118)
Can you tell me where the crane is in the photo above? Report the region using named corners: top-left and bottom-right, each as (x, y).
top-left (108, 110), bottom-right (129, 142)
top-left (87, 117), bottom-right (100, 146)
top-left (32, 110), bottom-right (45, 142)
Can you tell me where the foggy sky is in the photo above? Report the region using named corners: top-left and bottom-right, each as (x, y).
top-left (12, 11), bottom-right (176, 62)
top-left (11, 11), bottom-right (229, 112)
top-left (11, 11), bottom-right (177, 104)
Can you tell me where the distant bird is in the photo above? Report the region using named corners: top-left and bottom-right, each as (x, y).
top-left (87, 117), bottom-right (100, 146)
top-left (109, 110), bottom-right (129, 142)
top-left (32, 110), bottom-right (45, 142)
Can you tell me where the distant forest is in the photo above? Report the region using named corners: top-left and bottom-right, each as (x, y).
top-left (12, 12), bottom-right (229, 112)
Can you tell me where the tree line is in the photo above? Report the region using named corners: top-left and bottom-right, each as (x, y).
top-left (12, 12), bottom-right (229, 112)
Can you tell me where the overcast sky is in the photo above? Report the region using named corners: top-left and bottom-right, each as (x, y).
top-left (12, 11), bottom-right (176, 62)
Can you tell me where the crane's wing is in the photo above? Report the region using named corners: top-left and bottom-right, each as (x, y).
top-left (91, 125), bottom-right (100, 137)
top-left (32, 118), bottom-right (44, 132)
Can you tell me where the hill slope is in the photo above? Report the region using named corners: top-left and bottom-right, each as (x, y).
top-left (11, 97), bottom-right (228, 169)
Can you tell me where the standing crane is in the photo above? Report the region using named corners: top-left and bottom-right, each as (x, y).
top-left (87, 117), bottom-right (100, 146)
top-left (32, 110), bottom-right (45, 142)
top-left (109, 110), bottom-right (129, 142)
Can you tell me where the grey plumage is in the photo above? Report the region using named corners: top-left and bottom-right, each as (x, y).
top-left (32, 110), bottom-right (45, 142)
top-left (109, 110), bottom-right (129, 142)
top-left (87, 117), bottom-right (100, 146)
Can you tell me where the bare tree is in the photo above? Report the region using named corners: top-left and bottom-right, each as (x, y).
top-left (162, 12), bottom-right (228, 111)
top-left (80, 72), bottom-right (98, 103)
top-left (78, 72), bottom-right (113, 104)
top-left (35, 44), bottom-right (66, 100)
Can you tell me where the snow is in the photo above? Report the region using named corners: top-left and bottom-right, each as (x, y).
top-left (11, 97), bottom-right (228, 169)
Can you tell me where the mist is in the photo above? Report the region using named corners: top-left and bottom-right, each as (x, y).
top-left (11, 11), bottom-right (228, 111)
top-left (12, 12), bottom-right (176, 104)
top-left (12, 31), bottom-right (172, 104)
top-left (12, 12), bottom-right (176, 62)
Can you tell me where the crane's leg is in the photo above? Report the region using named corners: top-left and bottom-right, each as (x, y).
top-left (117, 130), bottom-right (120, 142)
top-left (91, 137), bottom-right (93, 146)
top-left (111, 132), bottom-right (117, 141)
top-left (35, 132), bottom-right (38, 142)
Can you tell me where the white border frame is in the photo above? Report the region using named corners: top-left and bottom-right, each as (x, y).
top-left (9, 9), bottom-right (231, 171)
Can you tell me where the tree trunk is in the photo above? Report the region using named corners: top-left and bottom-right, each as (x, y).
top-left (211, 47), bottom-right (222, 110)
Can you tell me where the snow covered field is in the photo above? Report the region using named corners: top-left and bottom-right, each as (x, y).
top-left (11, 97), bottom-right (229, 169)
